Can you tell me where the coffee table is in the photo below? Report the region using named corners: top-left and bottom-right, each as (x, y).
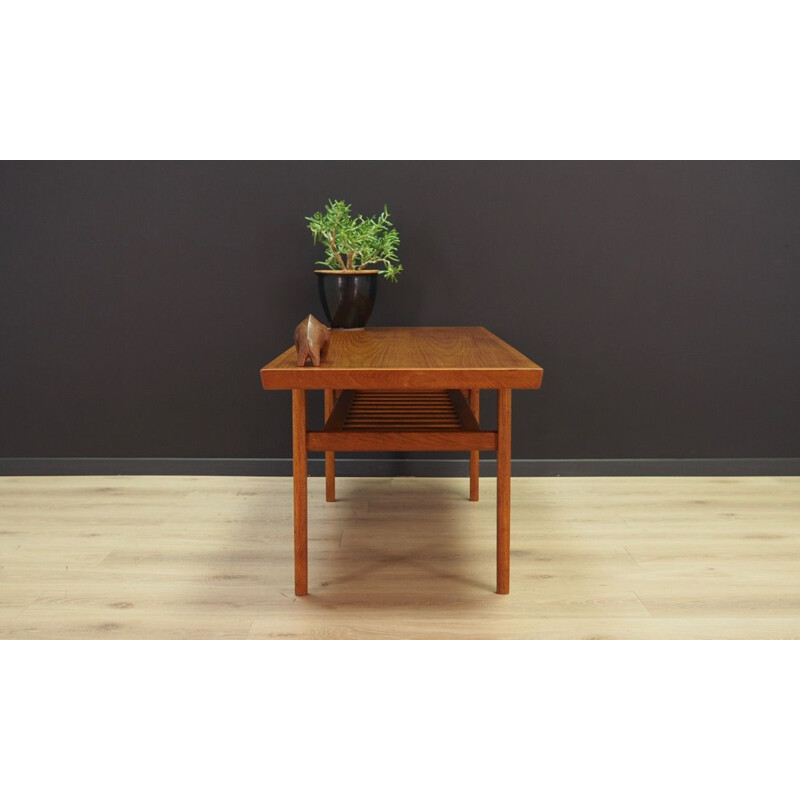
top-left (260, 327), bottom-right (543, 595)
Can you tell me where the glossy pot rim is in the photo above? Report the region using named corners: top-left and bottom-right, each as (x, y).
top-left (314, 269), bottom-right (380, 275)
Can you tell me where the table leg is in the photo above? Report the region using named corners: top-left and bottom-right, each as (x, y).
top-left (292, 389), bottom-right (308, 596)
top-left (469, 389), bottom-right (480, 501)
top-left (324, 389), bottom-right (336, 502)
top-left (497, 388), bottom-right (511, 594)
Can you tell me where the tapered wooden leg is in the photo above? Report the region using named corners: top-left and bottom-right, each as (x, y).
top-left (469, 389), bottom-right (480, 501)
top-left (496, 388), bottom-right (511, 594)
top-left (324, 389), bottom-right (336, 502)
top-left (292, 389), bottom-right (308, 596)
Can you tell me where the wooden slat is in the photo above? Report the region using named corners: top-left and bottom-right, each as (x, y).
top-left (347, 421), bottom-right (460, 428)
top-left (307, 431), bottom-right (498, 451)
top-left (356, 406), bottom-right (448, 410)
top-left (347, 410), bottom-right (457, 416)
top-left (352, 399), bottom-right (452, 405)
top-left (346, 421), bottom-right (461, 427)
top-left (352, 396), bottom-right (453, 400)
top-left (348, 413), bottom-right (458, 418)
top-left (349, 406), bottom-right (455, 412)
top-left (351, 408), bottom-right (453, 413)
top-left (346, 420), bottom-right (459, 425)
top-left (349, 403), bottom-right (455, 408)
top-left (347, 415), bottom-right (459, 423)
top-left (348, 410), bottom-right (455, 415)
top-left (352, 391), bottom-right (450, 396)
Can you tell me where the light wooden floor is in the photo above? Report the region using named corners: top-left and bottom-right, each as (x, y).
top-left (0, 475), bottom-right (798, 639)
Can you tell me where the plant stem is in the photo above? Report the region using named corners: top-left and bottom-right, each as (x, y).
top-left (346, 252), bottom-right (354, 270)
top-left (329, 231), bottom-right (347, 270)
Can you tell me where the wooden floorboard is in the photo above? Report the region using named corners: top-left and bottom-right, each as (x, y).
top-left (1, 475), bottom-right (798, 639)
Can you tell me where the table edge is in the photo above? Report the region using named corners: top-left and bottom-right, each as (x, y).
top-left (260, 366), bottom-right (544, 391)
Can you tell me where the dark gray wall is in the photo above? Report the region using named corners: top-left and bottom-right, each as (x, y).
top-left (1, 161), bottom-right (798, 466)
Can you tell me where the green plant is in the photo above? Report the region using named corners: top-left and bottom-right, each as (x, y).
top-left (306, 199), bottom-right (403, 282)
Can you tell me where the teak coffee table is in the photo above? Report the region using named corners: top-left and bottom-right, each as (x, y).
top-left (260, 327), bottom-right (543, 595)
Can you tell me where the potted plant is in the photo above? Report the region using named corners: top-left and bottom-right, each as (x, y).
top-left (307, 199), bottom-right (403, 329)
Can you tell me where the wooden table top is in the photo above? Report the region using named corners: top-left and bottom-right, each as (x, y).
top-left (260, 326), bottom-right (543, 390)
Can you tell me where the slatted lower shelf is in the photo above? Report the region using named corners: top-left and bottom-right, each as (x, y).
top-left (346, 391), bottom-right (462, 429)
top-left (306, 390), bottom-right (497, 452)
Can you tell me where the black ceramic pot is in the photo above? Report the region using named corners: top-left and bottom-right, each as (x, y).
top-left (316, 270), bottom-right (379, 329)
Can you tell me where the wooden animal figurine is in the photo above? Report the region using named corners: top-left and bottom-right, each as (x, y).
top-left (294, 314), bottom-right (331, 367)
